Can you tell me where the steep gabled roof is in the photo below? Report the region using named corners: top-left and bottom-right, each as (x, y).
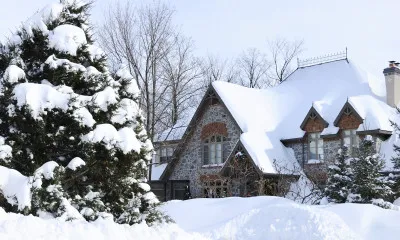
top-left (300, 105), bottom-right (329, 131)
top-left (159, 85), bottom-right (242, 180)
top-left (212, 60), bottom-right (396, 172)
top-left (159, 59), bottom-right (398, 178)
top-left (333, 101), bottom-right (363, 127)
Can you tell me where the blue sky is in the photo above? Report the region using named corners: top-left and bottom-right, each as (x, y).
top-left (1, 0), bottom-right (399, 78)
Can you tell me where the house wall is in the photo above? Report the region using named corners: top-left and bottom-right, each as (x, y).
top-left (169, 103), bottom-right (241, 198)
top-left (286, 142), bottom-right (306, 166)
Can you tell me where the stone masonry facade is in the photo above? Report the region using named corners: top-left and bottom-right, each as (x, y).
top-left (170, 103), bottom-right (241, 197)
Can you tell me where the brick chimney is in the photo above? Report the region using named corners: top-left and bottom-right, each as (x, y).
top-left (384, 61), bottom-right (400, 107)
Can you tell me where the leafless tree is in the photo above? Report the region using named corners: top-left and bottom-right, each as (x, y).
top-left (160, 36), bottom-right (202, 127)
top-left (269, 159), bottom-right (324, 204)
top-left (236, 48), bottom-right (271, 88)
top-left (199, 55), bottom-right (227, 89)
top-left (268, 39), bottom-right (304, 84)
top-left (225, 152), bottom-right (260, 196)
top-left (99, 1), bottom-right (201, 140)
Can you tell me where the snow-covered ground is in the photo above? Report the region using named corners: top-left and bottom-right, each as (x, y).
top-left (162, 197), bottom-right (400, 240)
top-left (0, 207), bottom-right (205, 240)
top-left (1, 196), bottom-right (400, 239)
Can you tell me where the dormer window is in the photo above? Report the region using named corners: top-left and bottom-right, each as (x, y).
top-left (308, 132), bottom-right (324, 162)
top-left (342, 129), bottom-right (359, 155)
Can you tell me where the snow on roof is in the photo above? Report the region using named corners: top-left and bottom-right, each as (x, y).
top-left (348, 95), bottom-right (395, 132)
top-left (151, 163), bottom-right (168, 180)
top-left (213, 59), bottom-right (392, 174)
top-left (155, 107), bottom-right (196, 142)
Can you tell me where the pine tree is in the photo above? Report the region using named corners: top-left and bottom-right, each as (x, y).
top-left (390, 110), bottom-right (400, 198)
top-left (0, 0), bottom-right (166, 224)
top-left (324, 146), bottom-right (353, 203)
top-left (349, 136), bottom-right (393, 203)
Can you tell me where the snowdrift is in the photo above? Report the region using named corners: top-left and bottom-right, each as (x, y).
top-left (162, 196), bottom-right (400, 240)
top-left (0, 207), bottom-right (205, 240)
top-left (1, 196), bottom-right (399, 239)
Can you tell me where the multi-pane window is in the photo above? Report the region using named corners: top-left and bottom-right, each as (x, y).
top-left (342, 129), bottom-right (359, 155)
top-left (203, 136), bottom-right (229, 165)
top-left (203, 179), bottom-right (230, 198)
top-left (308, 132), bottom-right (324, 161)
top-left (154, 146), bottom-right (174, 163)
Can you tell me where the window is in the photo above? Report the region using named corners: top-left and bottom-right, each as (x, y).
top-left (342, 129), bottom-right (359, 155)
top-left (203, 179), bottom-right (230, 198)
top-left (155, 146), bottom-right (174, 163)
top-left (308, 132), bottom-right (324, 161)
top-left (203, 136), bottom-right (229, 165)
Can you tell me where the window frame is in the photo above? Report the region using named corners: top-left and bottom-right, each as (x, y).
top-left (203, 135), bottom-right (228, 166)
top-left (308, 132), bottom-right (324, 162)
top-left (342, 129), bottom-right (359, 155)
top-left (158, 146), bottom-right (174, 163)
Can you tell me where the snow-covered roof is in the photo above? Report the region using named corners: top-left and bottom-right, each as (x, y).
top-left (155, 107), bottom-right (196, 142)
top-left (151, 163), bottom-right (168, 180)
top-left (212, 59), bottom-right (395, 174)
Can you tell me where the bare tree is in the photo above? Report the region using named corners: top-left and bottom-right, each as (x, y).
top-left (268, 39), bottom-right (304, 84)
top-left (160, 36), bottom-right (202, 127)
top-left (199, 55), bottom-right (227, 89)
top-left (225, 152), bottom-right (260, 196)
top-left (99, 1), bottom-right (198, 140)
top-left (269, 160), bottom-right (324, 204)
top-left (236, 48), bottom-right (271, 88)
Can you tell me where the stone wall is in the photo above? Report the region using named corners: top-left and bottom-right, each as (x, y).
top-left (170, 103), bottom-right (241, 197)
top-left (323, 138), bottom-right (341, 163)
top-left (286, 142), bottom-right (306, 166)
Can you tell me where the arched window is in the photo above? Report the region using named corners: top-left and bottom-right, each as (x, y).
top-left (203, 135), bottom-right (229, 165)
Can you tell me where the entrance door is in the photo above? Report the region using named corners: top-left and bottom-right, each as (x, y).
top-left (171, 180), bottom-right (190, 200)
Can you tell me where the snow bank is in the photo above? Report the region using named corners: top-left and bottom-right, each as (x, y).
top-left (162, 196), bottom-right (400, 240)
top-left (0, 211), bottom-right (205, 240)
top-left (2, 196), bottom-right (400, 239)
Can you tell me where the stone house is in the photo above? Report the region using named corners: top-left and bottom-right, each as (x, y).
top-left (150, 55), bottom-right (400, 201)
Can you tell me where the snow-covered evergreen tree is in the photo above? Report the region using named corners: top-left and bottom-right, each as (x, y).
top-left (349, 136), bottom-right (393, 203)
top-left (390, 111), bottom-right (400, 198)
top-left (324, 146), bottom-right (353, 203)
top-left (0, 0), bottom-right (166, 224)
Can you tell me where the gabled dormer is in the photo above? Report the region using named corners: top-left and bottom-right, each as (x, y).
top-left (300, 106), bottom-right (329, 163)
top-left (333, 101), bottom-right (363, 130)
top-left (300, 106), bottom-right (328, 132)
top-left (334, 101), bottom-right (363, 155)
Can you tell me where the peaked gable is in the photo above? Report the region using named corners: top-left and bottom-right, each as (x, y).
top-left (160, 84), bottom-right (242, 180)
top-left (333, 101), bottom-right (363, 129)
top-left (300, 106), bottom-right (329, 132)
